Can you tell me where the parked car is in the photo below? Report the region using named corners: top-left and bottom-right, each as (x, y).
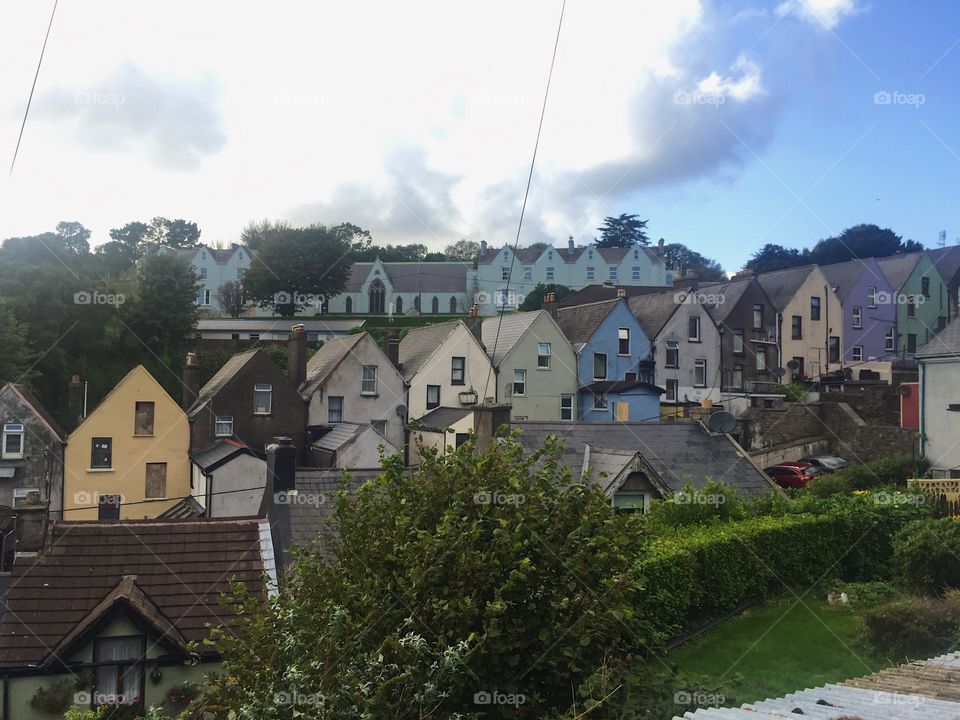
top-left (764, 462), bottom-right (828, 488)
top-left (798, 454), bottom-right (849, 471)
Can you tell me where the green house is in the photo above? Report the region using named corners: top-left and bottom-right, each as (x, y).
top-left (877, 252), bottom-right (949, 356)
top-left (0, 512), bottom-right (274, 719)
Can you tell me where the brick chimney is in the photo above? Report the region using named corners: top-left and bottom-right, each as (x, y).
top-left (473, 404), bottom-right (512, 452)
top-left (288, 324), bottom-right (308, 388)
top-left (384, 329), bottom-right (401, 369)
top-left (480, 240), bottom-right (488, 256)
top-left (542, 292), bottom-right (559, 319)
top-left (67, 375), bottom-right (83, 431)
top-left (267, 436), bottom-right (297, 493)
top-left (568, 235), bottom-right (574, 252)
top-left (465, 305), bottom-right (485, 346)
top-left (182, 353), bottom-right (201, 411)
top-left (14, 495), bottom-right (48, 557)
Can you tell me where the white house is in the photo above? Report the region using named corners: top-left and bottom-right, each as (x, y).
top-left (918, 320), bottom-right (960, 477)
top-left (153, 244), bottom-right (265, 316)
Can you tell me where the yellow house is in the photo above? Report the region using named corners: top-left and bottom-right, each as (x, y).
top-left (64, 366), bottom-right (191, 520)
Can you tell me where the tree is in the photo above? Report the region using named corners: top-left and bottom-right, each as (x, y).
top-left (54, 221), bottom-right (91, 255)
top-left (0, 299), bottom-right (34, 387)
top-left (351, 243), bottom-right (429, 263)
top-left (596, 213), bottom-right (649, 248)
top-left (443, 239), bottom-right (479, 261)
top-left (241, 219), bottom-right (292, 251)
top-left (204, 435), bottom-right (650, 718)
top-left (808, 224), bottom-right (915, 265)
top-left (145, 217), bottom-right (201, 249)
top-left (744, 244), bottom-right (808, 273)
top-left (217, 280), bottom-right (246, 318)
top-left (661, 243), bottom-right (726, 281)
top-left (241, 223), bottom-right (361, 317)
top-left (518, 283), bottom-right (573, 311)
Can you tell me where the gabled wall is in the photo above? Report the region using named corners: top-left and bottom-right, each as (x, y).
top-left (650, 300), bottom-right (723, 406)
top-left (0, 385), bottom-right (64, 517)
top-left (776, 267), bottom-right (843, 380)
top-left (897, 254), bottom-right (948, 357)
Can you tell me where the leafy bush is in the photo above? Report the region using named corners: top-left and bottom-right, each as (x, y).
top-left (830, 581), bottom-right (902, 608)
top-left (806, 473), bottom-right (852, 497)
top-left (862, 590), bottom-right (960, 659)
top-left (893, 517), bottom-right (960, 592)
top-left (30, 677), bottom-right (75, 714)
top-left (808, 454), bottom-right (930, 497)
top-left (647, 480), bottom-right (748, 530)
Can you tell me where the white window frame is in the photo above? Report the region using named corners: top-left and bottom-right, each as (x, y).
top-left (522, 266), bottom-right (533, 281)
top-left (560, 394), bottom-right (574, 420)
top-left (733, 329), bottom-right (744, 354)
top-left (537, 342), bottom-right (551, 368)
top-left (608, 265), bottom-right (618, 280)
top-left (868, 286), bottom-right (877, 309)
top-left (546, 267), bottom-right (555, 281)
top-left (852, 345), bottom-right (863, 362)
top-left (884, 328), bottom-right (895, 352)
top-left (198, 289), bottom-right (211, 306)
top-left (214, 416), bottom-right (234, 437)
top-left (852, 306), bottom-right (862, 329)
top-left (694, 359), bottom-right (707, 388)
top-left (254, 383), bottom-right (273, 415)
top-left (13, 487), bottom-right (39, 506)
top-left (2, 424), bottom-right (24, 460)
top-left (361, 365), bottom-right (378, 395)
top-left (665, 379), bottom-right (678, 402)
top-left (501, 266), bottom-right (510, 281)
top-left (328, 396), bottom-right (344, 423)
top-left (632, 266), bottom-right (641, 281)
top-left (688, 316), bottom-right (701, 342)
top-left (665, 340), bottom-right (679, 368)
top-left (586, 266), bottom-right (595, 281)
top-left (618, 328), bottom-right (630, 356)
top-left (756, 347), bottom-right (767, 371)
top-left (513, 369), bottom-right (526, 396)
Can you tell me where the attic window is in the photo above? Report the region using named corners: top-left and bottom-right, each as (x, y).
top-left (254, 384), bottom-right (272, 415)
top-left (94, 636), bottom-right (145, 706)
top-left (2, 424), bottom-right (24, 459)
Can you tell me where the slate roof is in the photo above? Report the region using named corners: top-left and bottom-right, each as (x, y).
top-left (877, 252), bottom-right (922, 290)
top-left (481, 311), bottom-right (542, 366)
top-left (189, 349), bottom-right (260, 418)
top-left (821, 258), bottom-right (873, 301)
top-left (0, 383), bottom-right (66, 441)
top-left (581, 380), bottom-right (664, 395)
top-left (755, 265), bottom-right (815, 312)
top-left (929, 245), bottom-right (960, 284)
top-left (556, 300), bottom-right (619, 350)
top-left (191, 439), bottom-right (263, 471)
top-left (398, 321), bottom-right (460, 381)
top-left (918, 315), bottom-right (960, 359)
top-left (416, 406), bottom-right (474, 431)
top-left (301, 333), bottom-right (366, 396)
top-left (158, 496), bottom-right (205, 519)
top-left (477, 244), bottom-right (661, 266)
top-left (345, 262), bottom-right (471, 293)
top-left (559, 284), bottom-right (668, 307)
top-left (697, 276), bottom-right (756, 324)
top-left (312, 423), bottom-right (363, 452)
top-left (0, 519), bottom-right (270, 667)
top-left (628, 291), bottom-right (685, 339)
top-left (676, 651), bottom-right (960, 719)
top-left (513, 421), bottom-right (776, 497)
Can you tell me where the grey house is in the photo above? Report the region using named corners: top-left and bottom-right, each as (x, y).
top-left (0, 383), bottom-right (66, 518)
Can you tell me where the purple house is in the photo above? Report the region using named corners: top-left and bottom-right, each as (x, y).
top-left (821, 258), bottom-right (897, 363)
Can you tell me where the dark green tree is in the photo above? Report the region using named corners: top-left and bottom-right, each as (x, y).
top-left (204, 435), bottom-right (650, 718)
top-left (443, 239), bottom-right (479, 261)
top-left (216, 280), bottom-right (246, 318)
top-left (662, 243), bottom-right (726, 281)
top-left (808, 224), bottom-right (919, 265)
top-left (596, 213), bottom-right (649, 248)
top-left (241, 223), bottom-right (360, 317)
top-left (518, 283), bottom-right (573, 311)
top-left (744, 244), bottom-right (808, 273)
top-left (0, 299), bottom-right (34, 387)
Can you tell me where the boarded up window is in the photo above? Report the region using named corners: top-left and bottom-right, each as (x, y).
top-left (134, 402), bottom-right (155, 435)
top-left (145, 462), bottom-right (167, 499)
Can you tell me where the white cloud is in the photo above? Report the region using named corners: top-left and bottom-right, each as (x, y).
top-left (697, 56), bottom-right (764, 102)
top-left (777, 0), bottom-right (859, 30)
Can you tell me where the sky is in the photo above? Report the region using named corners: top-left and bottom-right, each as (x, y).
top-left (0, 0), bottom-right (958, 272)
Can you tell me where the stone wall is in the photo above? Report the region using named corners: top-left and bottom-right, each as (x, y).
top-left (820, 402), bottom-right (918, 463)
top-left (738, 404), bottom-right (825, 451)
top-left (819, 383), bottom-right (903, 426)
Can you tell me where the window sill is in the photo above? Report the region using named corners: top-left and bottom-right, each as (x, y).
top-left (133, 434), bottom-right (155, 438)
top-left (536, 366), bottom-right (551, 370)
top-left (360, 392), bottom-right (379, 397)
top-left (253, 413), bottom-right (272, 416)
top-left (688, 338), bottom-right (701, 343)
top-left (451, 381), bottom-right (465, 386)
top-left (87, 468), bottom-right (113, 473)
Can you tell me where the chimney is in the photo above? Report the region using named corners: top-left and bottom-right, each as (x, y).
top-left (267, 437), bottom-right (297, 493)
top-left (617, 288), bottom-right (627, 299)
top-left (568, 235), bottom-right (575, 251)
top-left (473, 404), bottom-right (512, 452)
top-left (67, 376), bottom-right (83, 431)
top-left (288, 324), bottom-right (308, 388)
top-left (14, 496), bottom-right (48, 556)
top-left (182, 353), bottom-right (201, 411)
top-left (465, 305), bottom-right (485, 346)
top-left (684, 269), bottom-right (698, 291)
top-left (480, 240), bottom-right (488, 256)
top-left (385, 329), bottom-right (401, 369)
top-left (260, 437), bottom-right (298, 575)
top-left (542, 292), bottom-right (559, 319)
top-left (657, 238), bottom-right (665, 255)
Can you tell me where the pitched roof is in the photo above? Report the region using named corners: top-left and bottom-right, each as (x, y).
top-left (481, 311), bottom-right (542, 366)
top-left (559, 284), bottom-right (667, 307)
top-left (197, 319), bottom-right (364, 333)
top-left (697, 276), bottom-right (756, 324)
top-left (191, 439), bottom-right (264, 472)
top-left (820, 258), bottom-right (874, 301)
top-left (627, 291), bottom-right (684, 339)
top-left (513, 421), bottom-right (776, 497)
top-left (755, 265), bottom-right (815, 312)
top-left (398, 321), bottom-right (460, 380)
top-left (0, 383), bottom-right (66, 441)
top-left (158, 496), bottom-right (205, 519)
top-left (0, 518), bottom-right (270, 668)
top-left (680, 651), bottom-right (960, 719)
top-left (72, 365), bottom-right (179, 435)
top-left (188, 348), bottom-right (260, 418)
top-left (877, 252), bottom-right (923, 290)
top-left (555, 300), bottom-right (619, 350)
top-left (929, 245), bottom-right (960, 284)
top-left (477, 244), bottom-right (661, 266)
top-left (415, 406), bottom-right (474, 432)
top-left (312, 423), bottom-right (363, 451)
top-left (918, 315), bottom-right (960, 358)
top-left (345, 262), bottom-right (471, 293)
top-left (301, 333), bottom-right (366, 395)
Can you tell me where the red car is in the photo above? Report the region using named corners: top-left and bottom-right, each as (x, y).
top-left (763, 462), bottom-right (828, 489)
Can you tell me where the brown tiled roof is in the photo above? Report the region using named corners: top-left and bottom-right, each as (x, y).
top-left (0, 518), bottom-right (269, 668)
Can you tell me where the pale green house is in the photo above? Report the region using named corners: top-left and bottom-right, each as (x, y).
top-left (877, 252), bottom-right (949, 357)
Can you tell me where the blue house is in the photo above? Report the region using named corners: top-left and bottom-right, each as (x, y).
top-left (552, 296), bottom-right (662, 422)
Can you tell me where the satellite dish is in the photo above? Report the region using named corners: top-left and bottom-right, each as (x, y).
top-left (395, 404), bottom-right (407, 418)
top-left (786, 359), bottom-right (799, 370)
top-left (707, 411), bottom-right (736, 434)
top-left (772, 367), bottom-right (786, 379)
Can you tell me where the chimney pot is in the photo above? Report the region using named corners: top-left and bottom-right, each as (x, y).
top-left (480, 240), bottom-right (488, 255)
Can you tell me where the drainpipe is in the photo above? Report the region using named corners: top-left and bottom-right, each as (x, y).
top-left (919, 360), bottom-right (926, 459)
top-left (824, 284), bottom-right (830, 375)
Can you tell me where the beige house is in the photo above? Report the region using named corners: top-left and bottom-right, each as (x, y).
top-left (399, 320), bottom-right (494, 420)
top-left (757, 265), bottom-right (842, 382)
top-left (481, 311), bottom-right (578, 421)
top-left (64, 366), bottom-right (191, 520)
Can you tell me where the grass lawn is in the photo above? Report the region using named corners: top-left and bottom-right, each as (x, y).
top-left (667, 596), bottom-right (887, 704)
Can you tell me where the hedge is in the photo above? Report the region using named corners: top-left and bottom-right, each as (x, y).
top-left (634, 497), bottom-right (929, 638)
